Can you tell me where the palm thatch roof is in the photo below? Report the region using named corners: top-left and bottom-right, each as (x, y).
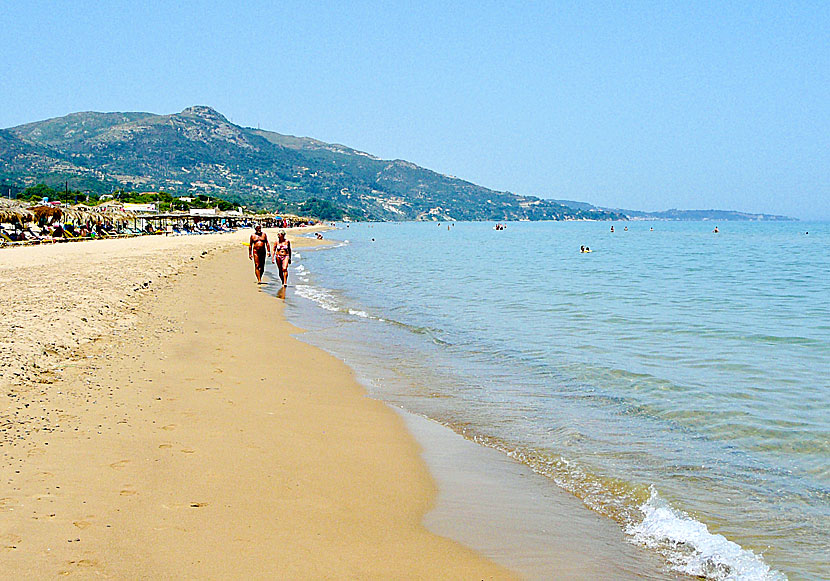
top-left (30, 204), bottom-right (63, 222)
top-left (0, 201), bottom-right (35, 224)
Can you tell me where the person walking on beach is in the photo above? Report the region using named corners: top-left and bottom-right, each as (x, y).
top-left (272, 230), bottom-right (292, 286)
top-left (249, 224), bottom-right (270, 284)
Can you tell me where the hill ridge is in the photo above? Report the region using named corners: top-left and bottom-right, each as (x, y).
top-left (1, 107), bottom-right (792, 221)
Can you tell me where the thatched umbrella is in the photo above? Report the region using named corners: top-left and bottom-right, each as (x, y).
top-left (0, 204), bottom-right (35, 225)
top-left (63, 204), bottom-right (96, 224)
top-left (96, 205), bottom-right (130, 224)
top-left (30, 204), bottom-right (63, 224)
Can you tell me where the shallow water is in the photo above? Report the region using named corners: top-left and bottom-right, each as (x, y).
top-left (280, 221), bottom-right (829, 581)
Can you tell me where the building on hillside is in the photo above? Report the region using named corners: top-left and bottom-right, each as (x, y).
top-left (123, 202), bottom-right (158, 213)
top-left (189, 208), bottom-right (217, 216)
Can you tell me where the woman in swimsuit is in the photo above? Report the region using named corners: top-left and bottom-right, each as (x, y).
top-left (272, 230), bottom-right (292, 286)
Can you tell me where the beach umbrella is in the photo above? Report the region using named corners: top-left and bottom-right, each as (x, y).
top-left (31, 205), bottom-right (62, 223)
top-left (63, 204), bottom-right (97, 223)
top-left (98, 206), bottom-right (129, 224)
top-left (0, 205), bottom-right (35, 224)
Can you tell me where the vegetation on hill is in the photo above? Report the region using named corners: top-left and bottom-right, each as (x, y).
top-left (15, 183), bottom-right (239, 213)
top-left (0, 106), bottom-right (626, 221)
top-left (1, 106), bottom-right (792, 221)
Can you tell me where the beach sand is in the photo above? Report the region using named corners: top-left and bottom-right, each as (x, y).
top-left (0, 230), bottom-right (514, 578)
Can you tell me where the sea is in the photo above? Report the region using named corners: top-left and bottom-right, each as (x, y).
top-left (276, 220), bottom-right (828, 581)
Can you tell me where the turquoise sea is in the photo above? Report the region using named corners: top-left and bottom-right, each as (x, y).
top-left (280, 221), bottom-right (828, 581)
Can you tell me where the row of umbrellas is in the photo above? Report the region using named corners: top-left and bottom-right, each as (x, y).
top-left (0, 200), bottom-right (316, 227)
top-left (0, 201), bottom-right (131, 225)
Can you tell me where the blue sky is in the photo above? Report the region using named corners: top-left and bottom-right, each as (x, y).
top-left (2, 1), bottom-right (827, 219)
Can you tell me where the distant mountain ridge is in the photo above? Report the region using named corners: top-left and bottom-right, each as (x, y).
top-left (549, 199), bottom-right (794, 222)
top-left (1, 106), bottom-right (792, 221)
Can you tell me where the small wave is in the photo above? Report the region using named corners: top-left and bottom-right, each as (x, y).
top-left (627, 489), bottom-right (784, 581)
top-left (293, 284), bottom-right (373, 320)
top-left (294, 284), bottom-right (340, 312)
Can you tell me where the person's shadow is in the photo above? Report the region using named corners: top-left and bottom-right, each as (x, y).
top-left (276, 286), bottom-right (286, 300)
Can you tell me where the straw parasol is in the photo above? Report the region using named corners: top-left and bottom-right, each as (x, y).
top-left (0, 202), bottom-right (35, 224)
top-left (96, 205), bottom-right (130, 224)
top-left (30, 204), bottom-right (63, 223)
top-left (62, 204), bottom-right (96, 224)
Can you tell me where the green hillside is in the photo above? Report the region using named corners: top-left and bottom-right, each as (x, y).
top-left (0, 106), bottom-right (625, 221)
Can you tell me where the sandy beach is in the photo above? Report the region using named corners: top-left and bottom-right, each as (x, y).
top-left (0, 230), bottom-right (514, 578)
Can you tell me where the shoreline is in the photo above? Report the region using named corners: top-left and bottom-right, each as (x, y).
top-left (398, 409), bottom-right (680, 580)
top-left (275, 239), bottom-right (682, 580)
top-left (0, 230), bottom-right (513, 578)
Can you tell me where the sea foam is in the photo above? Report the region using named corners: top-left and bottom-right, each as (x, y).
top-left (294, 285), bottom-right (340, 312)
top-left (627, 489), bottom-right (784, 581)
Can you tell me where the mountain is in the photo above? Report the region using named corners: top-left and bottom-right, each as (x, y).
top-left (0, 106), bottom-right (625, 221)
top-left (551, 199), bottom-right (793, 221)
top-left (1, 106), bottom-right (793, 221)
top-left (614, 208), bottom-right (795, 221)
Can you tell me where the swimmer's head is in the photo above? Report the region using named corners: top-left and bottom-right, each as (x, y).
top-left (255, 224), bottom-right (262, 231)
top-left (278, 229), bottom-right (286, 237)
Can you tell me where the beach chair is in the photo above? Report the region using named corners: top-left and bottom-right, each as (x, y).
top-left (0, 232), bottom-right (26, 246)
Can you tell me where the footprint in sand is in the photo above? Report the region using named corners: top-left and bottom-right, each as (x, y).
top-left (119, 488), bottom-right (137, 497)
top-left (109, 460), bottom-right (129, 470)
top-left (189, 502), bottom-right (208, 508)
top-left (160, 424), bottom-right (177, 431)
top-left (59, 559), bottom-right (100, 575)
top-left (72, 520), bottom-right (92, 530)
top-left (1, 532), bottom-right (22, 549)
top-left (180, 448), bottom-right (196, 454)
top-left (158, 443), bottom-right (173, 449)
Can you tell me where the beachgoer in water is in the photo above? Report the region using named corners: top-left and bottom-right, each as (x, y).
top-left (249, 224), bottom-right (270, 284)
top-left (713, 226), bottom-right (719, 233)
top-left (610, 226), bottom-right (614, 232)
top-left (580, 245), bottom-right (585, 252)
top-left (624, 226), bottom-right (628, 231)
top-left (272, 230), bottom-right (292, 286)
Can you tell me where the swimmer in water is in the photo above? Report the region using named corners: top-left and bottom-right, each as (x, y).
top-left (714, 226), bottom-right (719, 233)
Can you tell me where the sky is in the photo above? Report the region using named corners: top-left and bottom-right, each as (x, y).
top-left (1, 1), bottom-right (828, 219)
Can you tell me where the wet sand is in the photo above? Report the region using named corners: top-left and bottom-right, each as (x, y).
top-left (400, 411), bottom-right (681, 580)
top-left (0, 230), bottom-right (513, 578)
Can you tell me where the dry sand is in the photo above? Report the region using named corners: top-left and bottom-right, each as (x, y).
top-left (0, 230), bottom-right (514, 578)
